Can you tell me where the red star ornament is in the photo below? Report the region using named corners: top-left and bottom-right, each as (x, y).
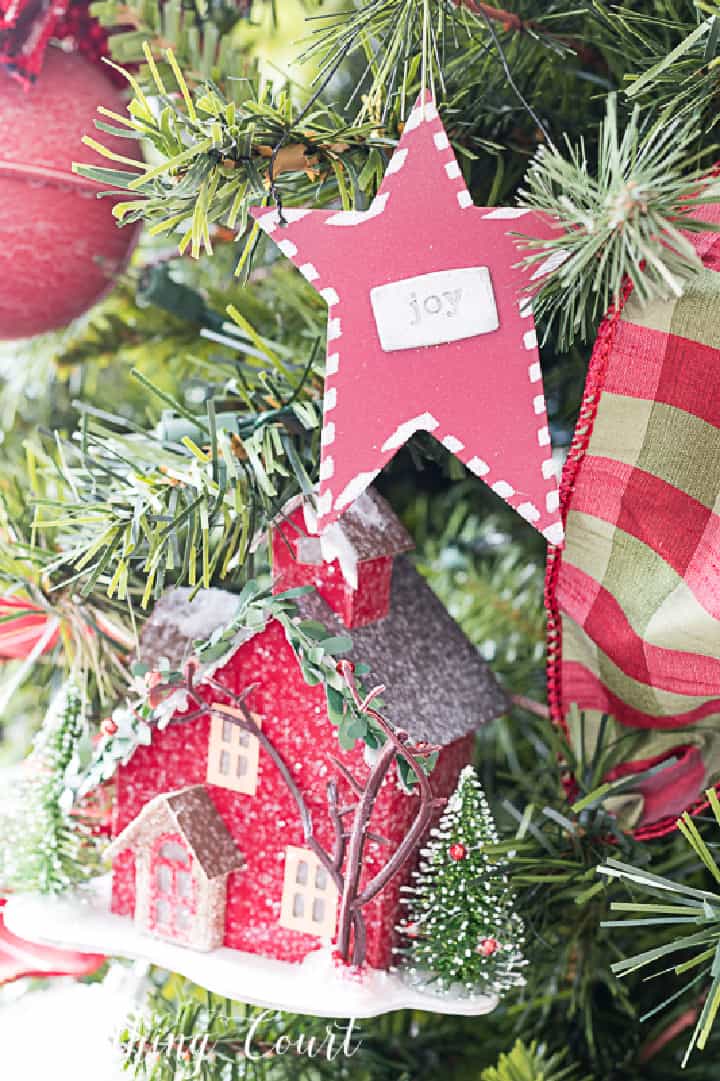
top-left (251, 93), bottom-right (563, 545)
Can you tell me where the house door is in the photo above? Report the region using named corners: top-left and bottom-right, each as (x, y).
top-left (150, 835), bottom-right (197, 944)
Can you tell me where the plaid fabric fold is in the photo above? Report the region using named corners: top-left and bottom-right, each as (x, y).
top-left (0, 0), bottom-right (69, 84)
top-left (546, 205), bottom-right (720, 837)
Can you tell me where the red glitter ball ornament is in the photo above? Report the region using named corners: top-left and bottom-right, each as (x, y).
top-left (0, 47), bottom-right (140, 340)
top-left (448, 842), bottom-right (467, 861)
top-left (477, 937), bottom-right (499, 957)
top-left (100, 718), bottom-right (118, 737)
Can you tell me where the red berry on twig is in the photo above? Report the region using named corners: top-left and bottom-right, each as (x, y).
top-left (477, 937), bottom-right (499, 957)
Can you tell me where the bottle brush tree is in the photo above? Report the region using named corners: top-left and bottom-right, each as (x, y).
top-left (397, 764), bottom-right (526, 996)
top-left (5, 683), bottom-right (95, 895)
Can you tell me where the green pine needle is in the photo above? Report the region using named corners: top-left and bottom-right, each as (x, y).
top-left (481, 1039), bottom-right (590, 1081)
top-left (517, 93), bottom-right (720, 347)
top-left (598, 791), bottom-right (720, 1064)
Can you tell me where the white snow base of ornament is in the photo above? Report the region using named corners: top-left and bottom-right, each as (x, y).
top-left (4, 877), bottom-right (498, 1019)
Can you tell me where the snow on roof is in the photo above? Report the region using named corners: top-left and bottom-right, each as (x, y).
top-left (274, 488), bottom-right (415, 590)
top-left (106, 785), bottom-right (242, 879)
top-left (306, 488), bottom-right (415, 563)
top-left (139, 587), bottom-right (251, 671)
top-left (140, 560), bottom-right (506, 747)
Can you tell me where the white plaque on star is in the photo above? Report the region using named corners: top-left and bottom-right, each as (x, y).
top-left (369, 266), bottom-right (499, 352)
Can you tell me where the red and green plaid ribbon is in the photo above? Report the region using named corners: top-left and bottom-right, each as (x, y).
top-left (546, 205), bottom-right (720, 837)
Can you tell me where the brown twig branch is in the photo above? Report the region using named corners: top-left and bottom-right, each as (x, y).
top-left (510, 693), bottom-right (550, 719)
top-left (199, 675), bottom-right (369, 954)
top-left (328, 755), bottom-right (364, 797)
top-left (335, 739), bottom-right (397, 962)
top-left (454, 0), bottom-right (603, 68)
top-left (327, 779), bottom-right (346, 872)
top-left (334, 661), bottom-right (443, 964)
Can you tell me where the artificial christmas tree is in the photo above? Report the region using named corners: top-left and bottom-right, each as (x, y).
top-left (6, 2), bottom-right (720, 1079)
top-left (397, 765), bottom-right (526, 996)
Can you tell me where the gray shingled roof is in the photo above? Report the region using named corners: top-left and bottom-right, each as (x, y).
top-left (295, 558), bottom-right (507, 743)
top-left (140, 561), bottom-right (506, 746)
top-left (314, 489), bottom-right (415, 562)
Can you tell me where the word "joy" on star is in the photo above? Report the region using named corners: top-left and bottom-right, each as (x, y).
top-left (408, 288), bottom-right (462, 324)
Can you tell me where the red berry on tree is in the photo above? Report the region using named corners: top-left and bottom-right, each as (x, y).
top-left (100, 718), bottom-right (118, 737)
top-left (449, 843), bottom-right (467, 861)
top-left (477, 937), bottom-right (499, 957)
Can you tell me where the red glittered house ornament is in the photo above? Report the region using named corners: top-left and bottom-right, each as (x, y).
top-left (106, 491), bottom-right (507, 988)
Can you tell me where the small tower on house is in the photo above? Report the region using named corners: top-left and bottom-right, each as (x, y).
top-left (271, 489), bottom-right (415, 628)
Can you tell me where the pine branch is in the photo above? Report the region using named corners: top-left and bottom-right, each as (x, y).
top-left (90, 0), bottom-right (257, 88)
top-left (475, 709), bottom-right (657, 1068)
top-left (481, 1039), bottom-right (590, 1081)
top-left (0, 492), bottom-right (136, 707)
top-left (598, 793), bottom-right (720, 1067)
top-left (73, 50), bottom-right (392, 267)
top-left (608, 5), bottom-right (720, 121)
top-left (29, 305), bottom-right (324, 608)
top-left (74, 1), bottom-right (620, 254)
top-left (414, 500), bottom-right (547, 695)
top-left (517, 93), bottom-right (720, 347)
top-left (456, 0), bottom-right (604, 67)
